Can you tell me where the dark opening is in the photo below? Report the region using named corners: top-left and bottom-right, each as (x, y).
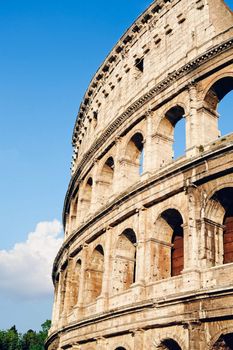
top-left (135, 57), bottom-right (144, 72)
top-left (162, 339), bottom-right (182, 350)
top-left (165, 105), bottom-right (185, 159)
top-left (95, 244), bottom-right (104, 256)
top-left (212, 187), bottom-right (233, 264)
top-left (105, 156), bottom-right (114, 169)
top-left (212, 333), bottom-right (233, 349)
top-left (161, 209), bottom-right (184, 277)
top-left (87, 177), bottom-right (93, 187)
top-left (123, 228), bottom-right (137, 284)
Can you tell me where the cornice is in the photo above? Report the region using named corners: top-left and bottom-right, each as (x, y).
top-left (71, 0), bottom-right (172, 144)
top-left (63, 38), bottom-right (233, 226)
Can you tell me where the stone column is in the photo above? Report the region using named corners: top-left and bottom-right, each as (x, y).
top-left (188, 321), bottom-right (205, 350)
top-left (90, 159), bottom-right (99, 212)
top-left (51, 278), bottom-right (60, 329)
top-left (184, 185), bottom-right (199, 271)
top-left (96, 336), bottom-right (107, 350)
top-left (143, 110), bottom-right (153, 174)
top-left (186, 83), bottom-right (199, 156)
top-left (131, 329), bottom-right (145, 349)
top-left (113, 136), bottom-right (124, 194)
top-left (76, 180), bottom-right (84, 225)
top-left (135, 207), bottom-right (147, 285)
top-left (76, 244), bottom-right (88, 315)
top-left (97, 227), bottom-right (113, 311)
top-left (63, 258), bottom-right (74, 317)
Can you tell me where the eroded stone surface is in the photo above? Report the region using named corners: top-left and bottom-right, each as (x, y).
top-left (46, 0), bottom-right (233, 349)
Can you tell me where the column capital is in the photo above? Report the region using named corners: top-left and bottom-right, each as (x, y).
top-left (81, 243), bottom-right (88, 250)
top-left (136, 205), bottom-right (146, 213)
top-left (114, 135), bottom-right (123, 145)
top-left (130, 328), bottom-right (145, 336)
top-left (104, 225), bottom-right (113, 232)
top-left (145, 107), bottom-right (153, 117)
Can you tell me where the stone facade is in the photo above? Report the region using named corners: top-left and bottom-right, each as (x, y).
top-left (46, 0), bottom-right (233, 349)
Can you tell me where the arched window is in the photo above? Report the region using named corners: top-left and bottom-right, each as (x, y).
top-left (125, 132), bottom-right (144, 183)
top-left (204, 76), bottom-right (233, 141)
top-left (71, 259), bottom-right (82, 308)
top-left (85, 177), bottom-right (93, 203)
top-left (158, 338), bottom-right (182, 350)
top-left (85, 245), bottom-right (104, 303)
top-left (115, 348), bottom-right (127, 350)
top-left (154, 209), bottom-right (184, 279)
top-left (112, 229), bottom-right (137, 294)
top-left (69, 192), bottom-right (79, 231)
top-left (207, 187), bottom-right (233, 265)
top-left (156, 105), bottom-right (185, 167)
top-left (79, 177), bottom-right (93, 221)
top-left (211, 333), bottom-right (233, 349)
top-left (98, 157), bottom-right (114, 205)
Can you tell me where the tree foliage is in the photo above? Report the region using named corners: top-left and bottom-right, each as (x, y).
top-left (0, 320), bottom-right (51, 350)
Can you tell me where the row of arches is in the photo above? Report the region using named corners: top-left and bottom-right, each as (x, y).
top-left (59, 212), bottom-right (185, 318)
top-left (59, 187), bottom-right (233, 318)
top-left (67, 76), bottom-right (233, 234)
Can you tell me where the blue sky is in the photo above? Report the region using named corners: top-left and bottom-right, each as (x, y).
top-left (0, 0), bottom-right (232, 333)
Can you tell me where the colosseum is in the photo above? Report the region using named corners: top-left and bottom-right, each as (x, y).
top-left (46, 0), bottom-right (233, 349)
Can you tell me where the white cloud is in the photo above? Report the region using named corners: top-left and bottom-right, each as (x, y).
top-left (0, 220), bottom-right (63, 299)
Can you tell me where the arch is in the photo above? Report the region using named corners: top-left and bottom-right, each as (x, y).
top-left (115, 347), bottom-right (127, 350)
top-left (79, 177), bottom-right (93, 220)
top-left (85, 244), bottom-right (104, 303)
top-left (71, 258), bottom-right (82, 308)
top-left (98, 156), bottom-right (115, 205)
top-left (69, 192), bottom-right (79, 231)
top-left (125, 132), bottom-right (144, 181)
top-left (154, 209), bottom-right (184, 279)
top-left (211, 333), bottom-right (233, 349)
top-left (203, 75), bottom-right (233, 142)
top-left (156, 105), bottom-right (185, 166)
top-left (205, 187), bottom-right (233, 266)
top-left (112, 228), bottom-right (137, 294)
top-left (204, 75), bottom-right (233, 107)
top-left (158, 338), bottom-right (182, 350)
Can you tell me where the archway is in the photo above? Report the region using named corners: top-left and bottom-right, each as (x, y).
top-left (112, 229), bottom-right (137, 294)
top-left (70, 259), bottom-right (82, 309)
top-left (98, 156), bottom-right (114, 205)
top-left (85, 245), bottom-right (104, 303)
top-left (158, 338), bottom-right (182, 350)
top-left (156, 105), bottom-right (185, 166)
top-left (206, 187), bottom-right (233, 265)
top-left (154, 209), bottom-right (184, 279)
top-left (79, 177), bottom-right (93, 221)
top-left (211, 333), bottom-right (233, 349)
top-left (204, 76), bottom-right (233, 142)
top-left (125, 132), bottom-right (144, 183)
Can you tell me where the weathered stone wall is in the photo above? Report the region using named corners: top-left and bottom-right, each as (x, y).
top-left (46, 0), bottom-right (233, 349)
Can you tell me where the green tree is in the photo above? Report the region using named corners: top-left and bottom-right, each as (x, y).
top-left (0, 320), bottom-right (51, 350)
top-left (0, 326), bottom-right (21, 350)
